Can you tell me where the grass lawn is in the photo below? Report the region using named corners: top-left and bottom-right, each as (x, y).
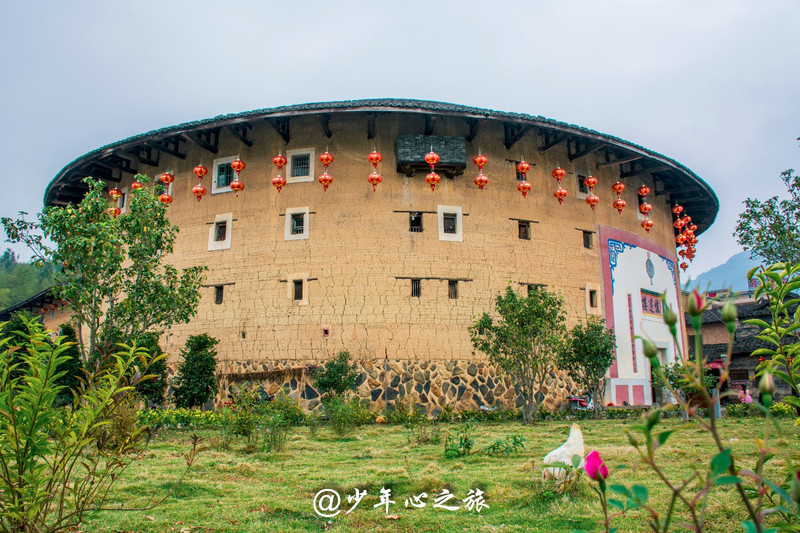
top-left (87, 416), bottom-right (799, 532)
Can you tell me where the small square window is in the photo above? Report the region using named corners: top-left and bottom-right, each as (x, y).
top-left (448, 280), bottom-right (458, 299)
top-left (117, 191), bottom-right (127, 210)
top-left (577, 175), bottom-right (589, 195)
top-left (583, 231), bottom-right (593, 249)
top-left (409, 212), bottom-right (423, 233)
top-left (214, 285), bottom-right (224, 305)
top-left (518, 221), bottom-right (531, 240)
top-left (291, 213), bottom-right (304, 235)
top-left (293, 280), bottom-right (303, 301)
top-left (411, 279), bottom-right (421, 298)
top-left (217, 162), bottom-right (233, 188)
top-left (512, 160), bottom-right (526, 181)
top-left (291, 154), bottom-right (310, 177)
top-left (589, 289), bottom-right (598, 308)
top-left (215, 221), bottom-right (227, 242)
top-left (442, 213), bottom-right (457, 234)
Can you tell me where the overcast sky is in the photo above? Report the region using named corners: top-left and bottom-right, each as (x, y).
top-left (1, 0), bottom-right (798, 280)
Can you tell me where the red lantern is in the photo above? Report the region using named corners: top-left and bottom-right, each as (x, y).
top-left (131, 179), bottom-right (143, 190)
top-left (368, 171), bottom-right (383, 192)
top-left (680, 261), bottom-right (688, 272)
top-left (672, 204), bottom-right (684, 215)
top-left (159, 172), bottom-right (175, 185)
top-left (678, 249), bottom-right (687, 258)
top-left (516, 161), bottom-right (531, 175)
top-left (273, 154), bottom-right (287, 170)
top-left (231, 159), bottom-right (245, 173)
top-left (584, 175), bottom-right (598, 189)
top-left (159, 193), bottom-right (173, 205)
top-left (552, 167), bottom-right (566, 180)
top-left (368, 151), bottom-right (383, 167)
top-left (474, 173), bottom-right (489, 190)
top-left (637, 185), bottom-right (650, 197)
top-left (682, 215), bottom-right (691, 225)
top-left (193, 164), bottom-right (208, 181)
top-left (230, 180), bottom-right (244, 196)
top-left (192, 183), bottom-right (207, 202)
top-left (758, 356), bottom-right (766, 364)
top-left (639, 202), bottom-right (652, 215)
top-left (585, 194), bottom-right (600, 210)
top-left (688, 223), bottom-right (697, 233)
top-left (611, 181), bottom-right (625, 214)
top-left (676, 234), bottom-right (687, 245)
top-left (553, 187), bottom-right (568, 204)
top-left (673, 219), bottom-right (685, 230)
top-left (107, 206), bottom-right (121, 218)
top-left (272, 175), bottom-right (287, 193)
top-left (473, 153), bottom-right (487, 170)
top-left (641, 219), bottom-right (655, 233)
top-left (319, 152), bottom-right (334, 166)
top-left (613, 198), bottom-right (627, 214)
top-left (426, 172), bottom-right (441, 191)
top-left (109, 188), bottom-right (122, 200)
top-left (424, 151), bottom-right (440, 169)
top-left (319, 172), bottom-right (333, 191)
top-left (517, 181), bottom-right (532, 198)
top-left (611, 181), bottom-right (625, 194)
top-left (552, 166), bottom-right (567, 203)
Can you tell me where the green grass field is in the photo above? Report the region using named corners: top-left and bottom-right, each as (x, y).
top-left (87, 417), bottom-right (798, 532)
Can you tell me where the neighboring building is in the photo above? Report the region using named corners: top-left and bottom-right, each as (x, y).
top-left (39, 99), bottom-right (717, 410)
top-left (687, 291), bottom-right (798, 402)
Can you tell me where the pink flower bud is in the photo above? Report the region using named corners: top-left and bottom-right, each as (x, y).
top-left (585, 450), bottom-right (609, 481)
top-left (686, 289), bottom-right (707, 317)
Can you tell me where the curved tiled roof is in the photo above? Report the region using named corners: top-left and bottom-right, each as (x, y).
top-left (44, 99), bottom-right (718, 233)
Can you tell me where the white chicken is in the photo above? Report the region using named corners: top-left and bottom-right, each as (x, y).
top-left (541, 423), bottom-right (585, 485)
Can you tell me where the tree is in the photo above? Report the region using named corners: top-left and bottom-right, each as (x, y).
top-left (173, 334), bottom-right (219, 408)
top-left (558, 316), bottom-right (616, 418)
top-left (469, 285), bottom-right (567, 424)
top-left (735, 169), bottom-right (800, 265)
top-left (312, 350), bottom-right (359, 398)
top-left (132, 332), bottom-right (168, 407)
top-left (2, 176), bottom-right (205, 361)
top-left (54, 323), bottom-right (84, 407)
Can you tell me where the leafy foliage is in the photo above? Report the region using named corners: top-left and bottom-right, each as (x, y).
top-left (54, 322), bottom-right (83, 407)
top-left (442, 423), bottom-right (475, 458)
top-left (469, 285), bottom-right (567, 423)
top-left (1, 176), bottom-right (206, 361)
top-left (0, 314), bottom-right (202, 532)
top-left (735, 169), bottom-right (800, 265)
top-left (652, 360), bottom-right (719, 397)
top-left (132, 332), bottom-right (168, 407)
top-left (312, 350), bottom-right (359, 398)
top-left (173, 334), bottom-right (219, 409)
top-left (559, 316), bottom-right (616, 418)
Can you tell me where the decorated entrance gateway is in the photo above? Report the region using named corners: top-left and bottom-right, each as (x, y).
top-left (44, 99), bottom-right (718, 410)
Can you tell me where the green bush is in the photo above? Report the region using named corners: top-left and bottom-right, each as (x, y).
top-left (132, 332), bottom-right (168, 407)
top-left (137, 407), bottom-right (223, 429)
top-left (726, 400), bottom-right (796, 418)
top-left (262, 413), bottom-right (290, 453)
top-left (387, 396), bottom-right (414, 424)
top-left (173, 334), bottom-right (219, 409)
top-left (312, 351), bottom-right (359, 398)
top-left (443, 423), bottom-right (475, 458)
top-left (263, 390), bottom-right (306, 426)
top-left (228, 389), bottom-right (262, 443)
top-left (323, 396), bottom-right (357, 437)
top-left (53, 322), bottom-right (83, 407)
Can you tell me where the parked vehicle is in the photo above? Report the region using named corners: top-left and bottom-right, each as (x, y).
top-left (568, 392), bottom-right (594, 414)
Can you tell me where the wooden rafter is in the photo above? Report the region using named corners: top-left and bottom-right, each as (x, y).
top-left (147, 137), bottom-right (186, 160)
top-left (366, 113), bottom-right (376, 139)
top-left (184, 127), bottom-right (220, 154)
top-left (540, 131), bottom-right (567, 152)
top-left (466, 118), bottom-right (482, 143)
top-left (568, 141), bottom-right (606, 161)
top-left (270, 118), bottom-right (290, 144)
top-left (99, 153), bottom-right (138, 175)
top-left (228, 123), bottom-right (253, 147)
top-left (620, 164), bottom-right (671, 179)
top-left (125, 144), bottom-right (160, 167)
top-left (319, 114), bottom-right (332, 138)
top-left (503, 122), bottom-right (532, 150)
top-left (596, 153), bottom-right (643, 168)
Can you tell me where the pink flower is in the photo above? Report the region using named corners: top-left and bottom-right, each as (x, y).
top-left (585, 450), bottom-right (609, 481)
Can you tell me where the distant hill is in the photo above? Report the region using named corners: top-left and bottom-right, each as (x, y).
top-left (684, 251), bottom-right (761, 293)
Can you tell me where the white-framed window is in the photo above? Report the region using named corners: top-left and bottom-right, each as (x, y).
top-left (211, 155), bottom-right (239, 194)
top-left (284, 207), bottom-right (309, 241)
top-left (585, 282), bottom-right (602, 316)
top-left (117, 186), bottom-right (128, 214)
top-left (576, 173), bottom-right (589, 200)
top-left (437, 205), bottom-right (462, 242)
top-left (154, 172), bottom-right (173, 196)
top-left (208, 212), bottom-right (233, 251)
top-left (286, 148), bottom-right (316, 184)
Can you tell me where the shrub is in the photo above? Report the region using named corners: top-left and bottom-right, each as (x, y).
top-left (262, 413), bottom-right (290, 453)
top-left (312, 351), bottom-right (359, 398)
top-left (228, 389), bottom-right (262, 443)
top-left (173, 334), bottom-right (219, 408)
top-left (54, 322), bottom-right (83, 407)
top-left (132, 332), bottom-right (168, 407)
top-left (323, 396), bottom-right (357, 437)
top-left (483, 434), bottom-right (525, 456)
top-left (349, 396), bottom-right (376, 426)
top-left (263, 390), bottom-right (306, 425)
top-left (443, 423), bottom-right (475, 458)
top-left (387, 396), bottom-right (414, 424)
